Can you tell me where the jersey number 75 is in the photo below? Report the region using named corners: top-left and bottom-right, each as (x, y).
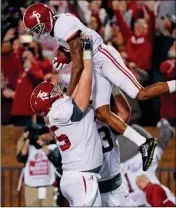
top-left (50, 125), bottom-right (71, 151)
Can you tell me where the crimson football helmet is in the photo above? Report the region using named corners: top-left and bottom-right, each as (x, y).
top-left (23, 3), bottom-right (54, 40)
top-left (30, 82), bottom-right (64, 116)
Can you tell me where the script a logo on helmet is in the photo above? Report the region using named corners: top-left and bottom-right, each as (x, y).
top-left (33, 11), bottom-right (41, 23)
top-left (37, 90), bottom-right (49, 101)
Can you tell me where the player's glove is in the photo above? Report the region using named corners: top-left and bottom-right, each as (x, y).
top-left (52, 58), bottom-right (68, 72)
top-left (80, 34), bottom-right (93, 51)
top-left (80, 34), bottom-right (93, 60)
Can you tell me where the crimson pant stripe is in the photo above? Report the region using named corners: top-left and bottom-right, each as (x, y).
top-left (99, 47), bottom-right (142, 89)
top-left (82, 176), bottom-right (87, 193)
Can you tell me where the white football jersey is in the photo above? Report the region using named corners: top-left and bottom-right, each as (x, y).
top-left (45, 96), bottom-right (103, 171)
top-left (120, 146), bottom-right (175, 206)
top-left (54, 13), bottom-right (103, 55)
top-left (96, 120), bottom-right (121, 181)
top-left (53, 13), bottom-right (141, 111)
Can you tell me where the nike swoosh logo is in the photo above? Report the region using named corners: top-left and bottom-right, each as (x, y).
top-left (125, 194), bottom-right (129, 198)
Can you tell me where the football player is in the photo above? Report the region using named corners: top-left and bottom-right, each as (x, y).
top-left (30, 36), bottom-right (103, 206)
top-left (96, 89), bottom-right (136, 207)
top-left (50, 75), bottom-right (137, 206)
top-left (23, 3), bottom-right (175, 171)
top-left (97, 119), bottom-right (136, 207)
top-left (119, 119), bottom-right (175, 206)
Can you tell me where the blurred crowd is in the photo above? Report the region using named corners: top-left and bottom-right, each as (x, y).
top-left (1, 0), bottom-right (176, 126)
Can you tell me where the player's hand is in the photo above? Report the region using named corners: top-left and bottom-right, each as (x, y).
top-left (80, 33), bottom-right (93, 51)
top-left (52, 57), bottom-right (68, 72)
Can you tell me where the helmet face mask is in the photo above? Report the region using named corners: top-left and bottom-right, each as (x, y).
top-left (27, 23), bottom-right (46, 41)
top-left (50, 83), bottom-right (65, 99)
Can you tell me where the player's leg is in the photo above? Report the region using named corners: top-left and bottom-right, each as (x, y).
top-left (101, 192), bottom-right (120, 206)
top-left (99, 45), bottom-right (176, 100)
top-left (100, 184), bottom-right (136, 206)
top-left (93, 74), bottom-right (130, 136)
top-left (112, 87), bottom-right (132, 123)
top-left (136, 82), bottom-right (175, 100)
top-left (93, 73), bottom-right (157, 171)
top-left (91, 186), bottom-right (102, 206)
top-left (60, 171), bottom-right (86, 206)
top-left (114, 183), bottom-right (137, 206)
top-left (60, 171), bottom-right (101, 206)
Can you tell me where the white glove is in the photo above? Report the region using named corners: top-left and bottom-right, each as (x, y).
top-left (52, 57), bottom-right (68, 72)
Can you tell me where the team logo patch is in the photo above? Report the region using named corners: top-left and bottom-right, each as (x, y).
top-left (33, 11), bottom-right (41, 23)
top-left (37, 90), bottom-right (49, 101)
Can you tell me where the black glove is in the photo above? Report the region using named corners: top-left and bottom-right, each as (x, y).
top-left (80, 36), bottom-right (93, 51)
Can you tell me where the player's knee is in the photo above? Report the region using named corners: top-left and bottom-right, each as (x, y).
top-left (95, 105), bottom-right (110, 123)
top-left (122, 104), bottom-right (132, 122)
top-left (136, 89), bottom-right (147, 101)
top-left (120, 110), bottom-right (131, 123)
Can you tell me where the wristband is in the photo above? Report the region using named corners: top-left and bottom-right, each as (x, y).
top-left (83, 51), bottom-right (92, 60)
top-left (167, 80), bottom-right (176, 93)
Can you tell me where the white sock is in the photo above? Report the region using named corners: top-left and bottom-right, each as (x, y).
top-left (123, 126), bottom-right (146, 146)
top-left (167, 80), bottom-right (176, 93)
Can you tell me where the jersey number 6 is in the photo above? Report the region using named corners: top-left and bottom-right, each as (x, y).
top-left (50, 125), bottom-right (71, 151)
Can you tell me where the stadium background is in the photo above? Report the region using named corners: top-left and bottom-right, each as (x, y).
top-left (1, 0), bottom-right (176, 206)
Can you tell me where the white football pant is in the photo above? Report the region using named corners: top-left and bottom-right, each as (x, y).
top-left (60, 170), bottom-right (102, 206)
top-left (92, 44), bottom-right (142, 110)
top-left (101, 183), bottom-right (137, 207)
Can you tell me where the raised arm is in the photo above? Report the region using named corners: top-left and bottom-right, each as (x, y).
top-left (114, 9), bottom-right (132, 40)
top-left (66, 34), bottom-right (84, 96)
top-left (73, 35), bottom-right (93, 112)
top-left (143, 5), bottom-right (155, 41)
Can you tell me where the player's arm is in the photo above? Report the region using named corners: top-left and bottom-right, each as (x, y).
top-left (66, 33), bottom-right (84, 96)
top-left (73, 36), bottom-right (93, 113)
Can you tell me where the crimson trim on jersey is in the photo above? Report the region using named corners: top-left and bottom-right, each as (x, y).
top-left (82, 176), bottom-right (87, 193)
top-left (99, 47), bottom-right (142, 89)
top-left (50, 125), bottom-right (58, 132)
top-left (67, 31), bottom-right (79, 42)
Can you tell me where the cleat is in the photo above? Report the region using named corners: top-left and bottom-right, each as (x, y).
top-left (139, 138), bottom-right (158, 171)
